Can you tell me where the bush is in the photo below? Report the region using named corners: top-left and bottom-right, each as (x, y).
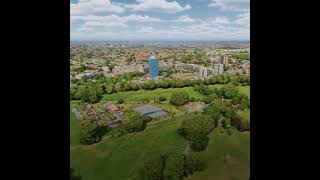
top-left (124, 112), bottom-right (147, 133)
top-left (163, 152), bottom-right (184, 180)
top-left (232, 110), bottom-right (250, 131)
top-left (191, 136), bottom-right (209, 151)
top-left (170, 91), bottom-right (190, 106)
top-left (159, 96), bottom-right (167, 101)
top-left (183, 154), bottom-right (206, 177)
top-left (141, 155), bottom-right (166, 180)
top-left (194, 85), bottom-right (212, 95)
top-left (222, 118), bottom-right (232, 129)
top-left (240, 119), bottom-right (250, 131)
top-left (141, 98), bottom-right (150, 104)
top-left (223, 107), bottom-right (236, 119)
top-left (79, 120), bottom-right (106, 145)
top-left (117, 99), bottom-right (124, 104)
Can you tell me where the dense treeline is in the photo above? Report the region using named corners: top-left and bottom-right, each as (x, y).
top-left (195, 84), bottom-right (250, 131)
top-left (70, 74), bottom-right (250, 103)
top-left (141, 152), bottom-right (206, 180)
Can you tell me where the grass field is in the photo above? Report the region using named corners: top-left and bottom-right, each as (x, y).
top-left (70, 114), bottom-right (189, 180)
top-left (70, 108), bottom-right (81, 146)
top-left (186, 128), bottom-right (250, 180)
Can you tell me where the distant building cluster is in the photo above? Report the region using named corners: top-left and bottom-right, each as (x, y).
top-left (175, 63), bottom-right (224, 78)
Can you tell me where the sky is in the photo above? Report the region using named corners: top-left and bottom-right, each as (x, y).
top-left (70, 0), bottom-right (250, 41)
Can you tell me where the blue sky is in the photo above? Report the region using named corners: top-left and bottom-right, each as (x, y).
top-left (70, 0), bottom-right (250, 41)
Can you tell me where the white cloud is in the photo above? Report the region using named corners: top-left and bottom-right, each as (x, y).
top-left (77, 26), bottom-right (94, 32)
top-left (139, 26), bottom-right (155, 33)
top-left (209, 0), bottom-right (249, 12)
top-left (71, 14), bottom-right (163, 23)
top-left (83, 21), bottom-right (128, 28)
top-left (175, 15), bottom-right (196, 22)
top-left (234, 12), bottom-right (250, 26)
top-left (70, 0), bottom-right (125, 15)
top-left (126, 0), bottom-right (191, 14)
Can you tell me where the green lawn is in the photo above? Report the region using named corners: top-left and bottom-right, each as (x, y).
top-left (186, 129), bottom-right (250, 180)
top-left (70, 108), bottom-right (81, 146)
top-left (70, 114), bottom-right (189, 180)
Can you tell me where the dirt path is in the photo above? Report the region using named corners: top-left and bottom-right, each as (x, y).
top-left (183, 144), bottom-right (192, 154)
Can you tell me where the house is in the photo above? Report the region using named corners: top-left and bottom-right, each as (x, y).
top-left (106, 103), bottom-right (120, 112)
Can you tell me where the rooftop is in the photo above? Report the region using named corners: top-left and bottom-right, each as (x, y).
top-left (133, 104), bottom-right (167, 118)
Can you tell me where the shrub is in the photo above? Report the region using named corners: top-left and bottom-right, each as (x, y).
top-left (124, 112), bottom-right (147, 133)
top-left (222, 118), bottom-right (232, 129)
top-left (183, 154), bottom-right (206, 177)
top-left (240, 119), bottom-right (250, 131)
top-left (141, 98), bottom-right (150, 104)
top-left (191, 136), bottom-right (209, 151)
top-left (232, 110), bottom-right (250, 131)
top-left (79, 120), bottom-right (106, 145)
top-left (159, 96), bottom-right (167, 101)
top-left (170, 91), bottom-right (190, 106)
top-left (194, 85), bottom-right (212, 95)
top-left (117, 99), bottom-right (124, 104)
top-left (141, 155), bottom-right (166, 180)
top-left (163, 152), bottom-right (184, 180)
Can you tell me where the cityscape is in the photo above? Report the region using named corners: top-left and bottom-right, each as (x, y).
top-left (70, 1), bottom-right (250, 180)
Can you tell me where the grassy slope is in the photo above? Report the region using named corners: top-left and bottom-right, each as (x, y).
top-left (70, 115), bottom-right (189, 180)
top-left (186, 129), bottom-right (250, 180)
top-left (70, 108), bottom-right (81, 146)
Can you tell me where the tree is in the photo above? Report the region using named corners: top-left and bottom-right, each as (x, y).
top-left (183, 154), bottom-right (206, 177)
top-left (70, 85), bottom-right (78, 100)
top-left (221, 85), bottom-right (238, 99)
top-left (94, 73), bottom-right (105, 80)
top-left (117, 99), bottom-right (124, 104)
top-left (178, 114), bottom-right (214, 143)
top-left (191, 136), bottom-right (209, 151)
top-left (77, 85), bottom-right (102, 103)
top-left (141, 155), bottom-right (166, 180)
top-left (223, 107), bottom-right (236, 119)
top-left (170, 91), bottom-right (190, 106)
top-left (222, 118), bottom-right (232, 129)
top-left (159, 96), bottom-right (167, 102)
top-left (194, 85), bottom-right (212, 95)
top-left (232, 110), bottom-right (250, 131)
top-left (79, 120), bottom-right (105, 145)
top-left (124, 112), bottom-right (148, 133)
top-left (163, 152), bottom-right (184, 180)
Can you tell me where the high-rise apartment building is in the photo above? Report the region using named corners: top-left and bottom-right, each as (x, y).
top-left (148, 56), bottom-right (159, 78)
